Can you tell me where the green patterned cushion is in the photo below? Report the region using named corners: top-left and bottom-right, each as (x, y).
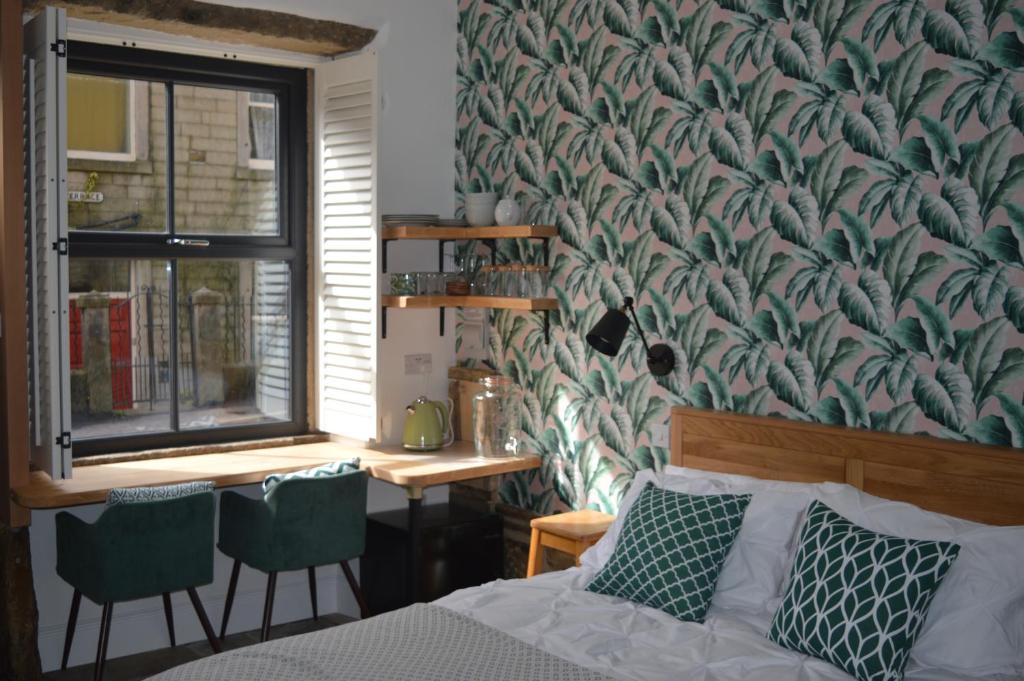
top-left (767, 500), bottom-right (960, 681)
top-left (106, 481), bottom-right (214, 505)
top-left (586, 483), bottom-right (751, 622)
top-left (262, 458), bottom-right (360, 494)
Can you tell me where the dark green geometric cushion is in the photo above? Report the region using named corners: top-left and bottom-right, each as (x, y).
top-left (767, 500), bottom-right (960, 681)
top-left (106, 481), bottom-right (214, 505)
top-left (586, 483), bottom-right (751, 622)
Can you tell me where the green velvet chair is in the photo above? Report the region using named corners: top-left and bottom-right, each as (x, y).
top-left (55, 482), bottom-right (222, 681)
top-left (217, 466), bottom-right (369, 642)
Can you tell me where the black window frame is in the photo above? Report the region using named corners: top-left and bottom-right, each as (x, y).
top-left (67, 41), bottom-right (308, 457)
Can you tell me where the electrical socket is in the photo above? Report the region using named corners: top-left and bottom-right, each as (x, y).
top-left (404, 353), bottom-right (432, 375)
top-left (651, 424), bottom-right (669, 448)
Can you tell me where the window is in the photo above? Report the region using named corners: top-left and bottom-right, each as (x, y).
top-left (65, 41), bottom-right (307, 456)
top-left (67, 74), bottom-right (148, 162)
top-left (239, 91), bottom-right (276, 170)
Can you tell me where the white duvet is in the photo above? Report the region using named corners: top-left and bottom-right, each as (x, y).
top-left (436, 567), bottom-right (1018, 681)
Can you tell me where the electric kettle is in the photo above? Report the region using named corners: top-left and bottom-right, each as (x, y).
top-left (402, 396), bottom-right (454, 450)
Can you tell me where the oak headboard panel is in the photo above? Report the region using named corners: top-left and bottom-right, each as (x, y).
top-left (670, 407), bottom-right (1024, 526)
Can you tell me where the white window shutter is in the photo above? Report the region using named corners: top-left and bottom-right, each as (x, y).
top-left (314, 51), bottom-right (378, 442)
top-left (24, 6), bottom-right (72, 478)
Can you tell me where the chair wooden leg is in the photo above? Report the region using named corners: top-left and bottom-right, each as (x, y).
top-left (220, 559), bottom-right (241, 640)
top-left (526, 527), bottom-right (543, 578)
top-left (340, 560), bottom-right (369, 619)
top-left (93, 602), bottom-right (113, 681)
top-left (307, 566), bottom-right (318, 620)
top-left (260, 572), bottom-right (277, 642)
top-left (186, 587), bottom-right (222, 654)
top-left (61, 589), bottom-right (82, 671)
top-left (161, 593), bottom-right (176, 647)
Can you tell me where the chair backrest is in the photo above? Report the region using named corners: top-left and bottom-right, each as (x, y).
top-left (263, 468), bottom-right (368, 569)
top-left (93, 490), bottom-right (215, 600)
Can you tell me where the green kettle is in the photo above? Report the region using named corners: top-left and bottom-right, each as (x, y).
top-left (402, 396), bottom-right (454, 450)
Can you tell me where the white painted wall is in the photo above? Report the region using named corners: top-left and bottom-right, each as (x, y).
top-left (31, 0), bottom-right (458, 671)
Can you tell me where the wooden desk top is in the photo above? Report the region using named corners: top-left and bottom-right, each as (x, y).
top-left (530, 509), bottom-right (615, 542)
top-left (11, 440), bottom-right (540, 509)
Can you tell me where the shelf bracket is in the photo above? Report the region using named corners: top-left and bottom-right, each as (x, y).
top-left (439, 307), bottom-right (445, 336)
top-left (543, 310), bottom-right (549, 344)
top-left (382, 239), bottom-right (390, 273)
top-left (381, 306), bottom-right (388, 339)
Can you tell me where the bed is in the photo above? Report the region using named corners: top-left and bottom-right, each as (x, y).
top-left (148, 407), bottom-right (1024, 681)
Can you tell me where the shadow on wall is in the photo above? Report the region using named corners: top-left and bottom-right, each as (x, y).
top-left (453, 0), bottom-right (1024, 515)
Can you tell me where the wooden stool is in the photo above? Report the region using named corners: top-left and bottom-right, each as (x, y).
top-left (527, 509), bottom-right (615, 577)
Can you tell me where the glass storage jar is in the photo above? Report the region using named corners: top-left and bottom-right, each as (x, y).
top-left (472, 376), bottom-right (522, 458)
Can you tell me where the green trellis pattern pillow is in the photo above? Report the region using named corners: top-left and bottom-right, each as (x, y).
top-left (767, 501), bottom-right (960, 681)
top-left (586, 483), bottom-right (751, 622)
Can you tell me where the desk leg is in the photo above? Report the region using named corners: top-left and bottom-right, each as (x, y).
top-left (406, 488), bottom-right (423, 603)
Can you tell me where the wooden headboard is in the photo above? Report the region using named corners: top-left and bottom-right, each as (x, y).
top-left (670, 407), bottom-right (1024, 526)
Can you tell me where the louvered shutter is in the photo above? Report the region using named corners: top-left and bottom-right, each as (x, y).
top-left (314, 51), bottom-right (378, 441)
top-left (24, 6), bottom-right (72, 478)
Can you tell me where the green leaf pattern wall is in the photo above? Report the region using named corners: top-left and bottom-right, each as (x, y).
top-left (454, 0), bottom-right (1024, 514)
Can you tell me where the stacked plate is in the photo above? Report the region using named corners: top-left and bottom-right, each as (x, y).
top-left (382, 214), bottom-right (439, 226)
top-left (437, 217), bottom-right (468, 227)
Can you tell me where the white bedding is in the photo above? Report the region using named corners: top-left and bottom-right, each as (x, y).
top-left (436, 567), bottom-right (1019, 681)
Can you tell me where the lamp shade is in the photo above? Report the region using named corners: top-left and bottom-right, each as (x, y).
top-left (585, 308), bottom-right (630, 356)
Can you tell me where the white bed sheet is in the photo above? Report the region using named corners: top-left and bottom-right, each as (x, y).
top-left (435, 567), bottom-right (1018, 681)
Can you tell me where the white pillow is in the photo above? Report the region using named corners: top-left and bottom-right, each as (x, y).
top-left (581, 466), bottom-right (819, 626)
top-left (809, 483), bottom-right (1024, 678)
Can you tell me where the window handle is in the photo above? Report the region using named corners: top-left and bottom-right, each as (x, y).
top-left (166, 238), bottom-right (210, 247)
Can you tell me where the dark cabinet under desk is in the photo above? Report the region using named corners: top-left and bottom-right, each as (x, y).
top-left (361, 502), bottom-right (502, 614)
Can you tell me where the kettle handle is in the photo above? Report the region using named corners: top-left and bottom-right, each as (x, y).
top-left (436, 398), bottom-right (455, 447)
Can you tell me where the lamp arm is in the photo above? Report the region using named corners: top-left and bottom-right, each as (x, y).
top-left (621, 297), bottom-right (652, 355)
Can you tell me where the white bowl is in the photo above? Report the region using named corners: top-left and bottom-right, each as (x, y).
top-left (466, 203), bottom-right (496, 226)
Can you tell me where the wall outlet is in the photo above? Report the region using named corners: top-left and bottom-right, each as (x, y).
top-left (651, 424), bottom-right (669, 448)
top-left (404, 353), bottom-right (432, 375)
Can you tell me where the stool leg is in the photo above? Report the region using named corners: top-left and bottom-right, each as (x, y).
top-left (186, 587), bottom-right (222, 654)
top-left (220, 559), bottom-right (241, 640)
top-left (340, 560), bottom-right (369, 619)
top-left (61, 589), bottom-right (82, 670)
top-left (527, 527), bottom-right (543, 577)
top-left (260, 572), bottom-right (277, 642)
top-left (162, 593), bottom-right (175, 647)
top-left (307, 566), bottom-right (318, 620)
top-left (93, 602), bottom-right (113, 681)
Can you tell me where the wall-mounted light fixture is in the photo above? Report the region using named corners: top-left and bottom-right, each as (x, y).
top-left (585, 296), bottom-right (675, 377)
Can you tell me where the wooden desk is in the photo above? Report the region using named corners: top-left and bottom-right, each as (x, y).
top-left (11, 439), bottom-right (539, 602)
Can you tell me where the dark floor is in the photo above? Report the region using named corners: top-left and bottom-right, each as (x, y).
top-left (43, 613), bottom-right (352, 681)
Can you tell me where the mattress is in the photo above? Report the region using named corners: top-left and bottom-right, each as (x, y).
top-left (436, 567), bottom-right (1016, 681)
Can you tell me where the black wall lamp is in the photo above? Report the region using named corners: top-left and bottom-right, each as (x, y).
top-left (585, 296), bottom-right (675, 377)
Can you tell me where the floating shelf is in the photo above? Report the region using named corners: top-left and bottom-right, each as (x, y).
top-left (381, 225), bottom-right (557, 240)
top-left (381, 295), bottom-right (557, 310)
top-left (379, 224), bottom-right (558, 343)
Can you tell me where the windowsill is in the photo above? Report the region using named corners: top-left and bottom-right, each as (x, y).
top-left (72, 433), bottom-right (330, 467)
top-left (69, 157), bottom-right (154, 175)
top-left (235, 165), bottom-right (275, 181)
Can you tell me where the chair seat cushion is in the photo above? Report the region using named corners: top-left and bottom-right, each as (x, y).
top-left (107, 481), bottom-right (214, 505)
top-left (262, 458), bottom-right (360, 494)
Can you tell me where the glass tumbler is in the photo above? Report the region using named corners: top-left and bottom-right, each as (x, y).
top-left (472, 375), bottom-right (522, 458)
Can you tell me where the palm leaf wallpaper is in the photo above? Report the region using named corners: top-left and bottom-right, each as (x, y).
top-left (454, 0), bottom-right (1024, 514)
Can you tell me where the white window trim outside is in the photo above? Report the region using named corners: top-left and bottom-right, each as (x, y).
top-left (236, 90), bottom-right (275, 170)
top-left (67, 79), bottom-right (149, 163)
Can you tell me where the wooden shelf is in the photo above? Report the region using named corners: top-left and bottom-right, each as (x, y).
top-left (381, 295), bottom-right (557, 311)
top-left (381, 225), bottom-right (557, 240)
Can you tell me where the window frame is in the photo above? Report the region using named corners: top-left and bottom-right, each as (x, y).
top-left (66, 41), bottom-right (308, 457)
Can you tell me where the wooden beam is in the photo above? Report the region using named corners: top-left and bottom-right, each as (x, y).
top-left (26, 0), bottom-right (376, 57)
top-left (0, 0), bottom-right (31, 529)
